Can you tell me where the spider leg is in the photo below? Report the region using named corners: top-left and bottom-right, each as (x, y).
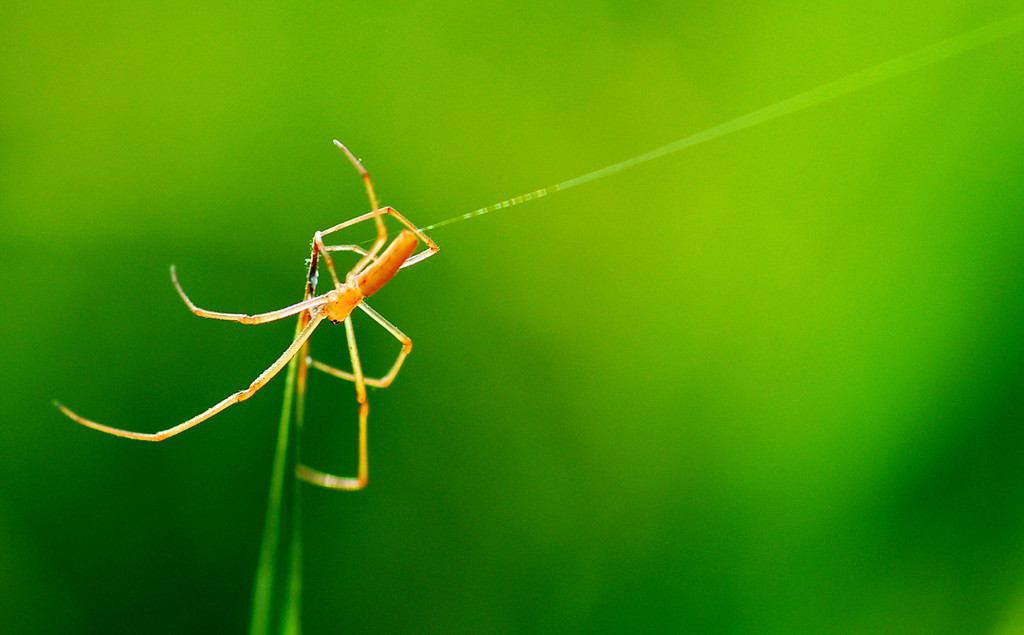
top-left (322, 244), bottom-right (374, 258)
top-left (56, 311), bottom-right (328, 441)
top-left (331, 140), bottom-right (388, 279)
top-left (295, 246), bottom-right (322, 416)
top-left (172, 266), bottom-right (328, 324)
top-left (333, 139), bottom-right (380, 213)
top-left (311, 140), bottom-right (389, 289)
top-left (296, 314), bottom-right (369, 490)
top-left (317, 207), bottom-right (439, 271)
top-left (310, 230), bottom-right (345, 290)
top-left (376, 207), bottom-right (439, 269)
top-left (306, 234), bottom-right (385, 290)
top-left (309, 301), bottom-right (411, 389)
top-left (310, 242), bottom-right (383, 295)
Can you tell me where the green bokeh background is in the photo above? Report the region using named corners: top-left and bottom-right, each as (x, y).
top-left (3, 2), bottom-right (1024, 633)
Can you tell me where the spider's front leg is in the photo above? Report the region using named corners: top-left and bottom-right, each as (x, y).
top-left (316, 206), bottom-right (440, 280)
top-left (171, 266), bottom-right (328, 324)
top-left (330, 139), bottom-right (389, 280)
top-left (322, 141), bottom-right (441, 282)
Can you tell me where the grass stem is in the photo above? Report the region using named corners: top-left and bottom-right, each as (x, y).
top-left (250, 315), bottom-right (306, 635)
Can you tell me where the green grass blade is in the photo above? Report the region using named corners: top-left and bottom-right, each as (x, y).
top-left (250, 317), bottom-right (305, 635)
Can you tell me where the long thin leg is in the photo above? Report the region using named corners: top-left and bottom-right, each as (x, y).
top-left (295, 239), bottom-right (322, 418)
top-left (333, 139), bottom-right (380, 213)
top-left (317, 206), bottom-right (439, 271)
top-left (310, 241), bottom-right (380, 293)
top-left (306, 234), bottom-right (385, 292)
top-left (56, 311), bottom-right (328, 441)
top-left (299, 141), bottom-right (387, 297)
top-left (379, 207), bottom-right (440, 269)
top-left (309, 302), bottom-right (411, 388)
top-left (172, 266), bottom-right (329, 324)
top-left (296, 314), bottom-right (369, 490)
top-left (332, 140), bottom-right (387, 279)
top-left (323, 244), bottom-right (375, 259)
top-left (310, 231), bottom-right (345, 290)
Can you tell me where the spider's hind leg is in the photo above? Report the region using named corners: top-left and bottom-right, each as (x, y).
top-left (297, 314), bottom-right (370, 490)
top-left (309, 301), bottom-right (412, 389)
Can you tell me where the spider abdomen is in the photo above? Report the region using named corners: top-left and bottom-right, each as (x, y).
top-left (356, 229), bottom-right (418, 297)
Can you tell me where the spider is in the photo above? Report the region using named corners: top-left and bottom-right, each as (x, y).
top-left (56, 140), bottom-right (439, 490)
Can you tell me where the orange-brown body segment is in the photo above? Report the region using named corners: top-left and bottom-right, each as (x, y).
top-left (356, 229), bottom-right (418, 297)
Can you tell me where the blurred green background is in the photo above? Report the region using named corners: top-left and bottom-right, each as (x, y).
top-left (3, 1), bottom-right (1024, 633)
